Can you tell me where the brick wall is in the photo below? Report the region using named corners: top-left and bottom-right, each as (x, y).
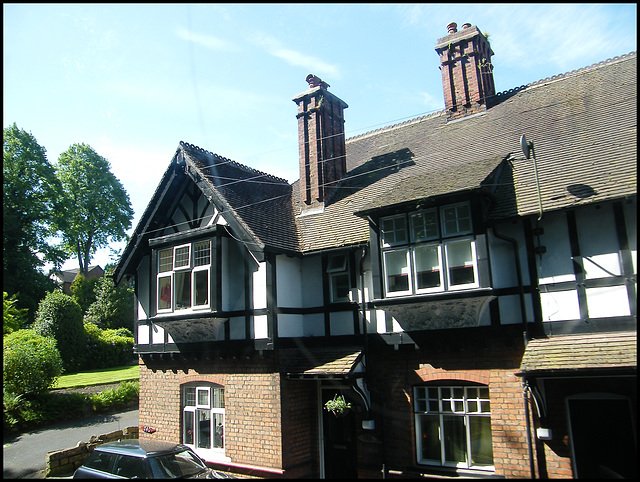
top-left (138, 355), bottom-right (286, 475)
top-left (364, 336), bottom-right (535, 479)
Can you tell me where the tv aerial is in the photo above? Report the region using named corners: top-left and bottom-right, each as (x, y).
top-left (520, 135), bottom-right (543, 221)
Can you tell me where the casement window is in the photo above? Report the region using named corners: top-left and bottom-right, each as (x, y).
top-left (380, 202), bottom-right (479, 296)
top-left (156, 240), bottom-right (211, 314)
top-left (183, 383), bottom-right (225, 459)
top-left (327, 254), bottom-right (350, 303)
top-left (414, 385), bottom-right (494, 471)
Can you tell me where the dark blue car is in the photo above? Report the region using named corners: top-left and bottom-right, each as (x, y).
top-left (73, 440), bottom-right (234, 479)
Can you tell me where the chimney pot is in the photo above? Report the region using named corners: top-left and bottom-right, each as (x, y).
top-left (306, 73), bottom-right (330, 89)
top-left (462, 23), bottom-right (471, 29)
top-left (447, 22), bottom-right (458, 34)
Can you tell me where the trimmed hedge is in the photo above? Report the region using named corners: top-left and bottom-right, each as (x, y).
top-left (83, 322), bottom-right (135, 370)
top-left (32, 291), bottom-right (85, 371)
top-left (3, 329), bottom-right (63, 396)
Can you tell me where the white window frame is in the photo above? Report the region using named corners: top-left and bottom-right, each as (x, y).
top-left (380, 202), bottom-right (479, 297)
top-left (327, 254), bottom-right (351, 303)
top-left (443, 237), bottom-right (479, 290)
top-left (413, 243), bottom-right (445, 294)
top-left (155, 240), bottom-right (211, 315)
top-left (183, 384), bottom-right (227, 462)
top-left (414, 385), bottom-right (494, 472)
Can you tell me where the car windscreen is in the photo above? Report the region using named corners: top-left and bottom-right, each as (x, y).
top-left (152, 448), bottom-right (208, 478)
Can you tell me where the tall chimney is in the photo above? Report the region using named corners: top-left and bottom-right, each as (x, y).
top-left (293, 74), bottom-right (348, 208)
top-left (435, 23), bottom-right (495, 121)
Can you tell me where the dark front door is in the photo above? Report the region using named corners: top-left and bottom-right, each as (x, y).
top-left (322, 390), bottom-right (357, 479)
top-left (568, 397), bottom-right (637, 479)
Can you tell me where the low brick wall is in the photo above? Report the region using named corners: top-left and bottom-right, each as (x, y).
top-left (45, 426), bottom-right (139, 477)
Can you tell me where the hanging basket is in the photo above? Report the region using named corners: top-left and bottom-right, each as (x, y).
top-left (324, 394), bottom-right (352, 417)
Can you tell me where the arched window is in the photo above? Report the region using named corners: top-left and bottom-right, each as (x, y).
top-left (414, 384), bottom-right (494, 472)
top-left (182, 382), bottom-right (225, 460)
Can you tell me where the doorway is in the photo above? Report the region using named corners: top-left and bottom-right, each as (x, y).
top-left (321, 387), bottom-right (357, 479)
top-left (567, 395), bottom-right (636, 478)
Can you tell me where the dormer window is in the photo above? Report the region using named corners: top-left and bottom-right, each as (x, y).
top-left (380, 202), bottom-right (479, 297)
top-left (156, 240), bottom-right (211, 314)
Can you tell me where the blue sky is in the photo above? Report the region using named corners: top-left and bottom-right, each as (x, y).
top-left (3, 3), bottom-right (637, 271)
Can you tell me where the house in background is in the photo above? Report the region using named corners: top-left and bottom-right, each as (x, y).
top-left (51, 265), bottom-right (104, 294)
top-left (114, 22), bottom-right (636, 479)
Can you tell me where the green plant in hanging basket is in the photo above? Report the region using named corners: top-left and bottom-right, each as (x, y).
top-left (324, 394), bottom-right (352, 416)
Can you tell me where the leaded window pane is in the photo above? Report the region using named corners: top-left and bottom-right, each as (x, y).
top-left (381, 216), bottom-right (407, 246)
top-left (174, 246), bottom-right (190, 268)
top-left (411, 210), bottom-right (439, 241)
top-left (159, 249), bottom-right (173, 273)
top-left (194, 241), bottom-right (210, 267)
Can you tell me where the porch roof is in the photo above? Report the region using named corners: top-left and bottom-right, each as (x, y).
top-left (285, 348), bottom-right (363, 379)
top-left (517, 332), bottom-right (637, 376)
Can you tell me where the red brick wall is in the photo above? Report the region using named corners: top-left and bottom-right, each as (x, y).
top-left (364, 338), bottom-right (536, 479)
top-left (138, 356), bottom-right (284, 473)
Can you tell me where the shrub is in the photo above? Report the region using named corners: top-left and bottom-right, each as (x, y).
top-left (85, 275), bottom-right (134, 330)
top-left (32, 291), bottom-right (85, 371)
top-left (3, 292), bottom-right (27, 335)
top-left (90, 380), bottom-right (139, 412)
top-left (70, 273), bottom-right (97, 314)
top-left (3, 330), bottom-right (64, 396)
top-left (82, 322), bottom-right (135, 370)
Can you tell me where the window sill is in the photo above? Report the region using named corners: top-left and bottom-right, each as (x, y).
top-left (373, 287), bottom-right (493, 306)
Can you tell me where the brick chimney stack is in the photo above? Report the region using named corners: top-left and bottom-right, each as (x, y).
top-left (435, 22), bottom-right (495, 121)
top-left (293, 74), bottom-right (348, 208)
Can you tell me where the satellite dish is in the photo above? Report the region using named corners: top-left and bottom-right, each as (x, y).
top-left (520, 135), bottom-right (531, 159)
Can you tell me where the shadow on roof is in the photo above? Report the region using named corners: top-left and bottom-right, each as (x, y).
top-left (327, 147), bottom-right (415, 206)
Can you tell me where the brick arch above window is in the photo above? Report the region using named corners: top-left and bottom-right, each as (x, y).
top-left (179, 374), bottom-right (227, 387)
top-left (415, 368), bottom-right (490, 385)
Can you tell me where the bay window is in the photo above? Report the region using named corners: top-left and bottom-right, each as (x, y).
top-left (414, 385), bottom-right (494, 471)
top-left (156, 240), bottom-right (211, 314)
top-left (380, 202), bottom-right (479, 296)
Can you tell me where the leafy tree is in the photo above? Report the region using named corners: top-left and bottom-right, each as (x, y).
top-left (32, 291), bottom-right (85, 372)
top-left (3, 123), bottom-right (66, 321)
top-left (85, 274), bottom-right (134, 330)
top-left (3, 329), bottom-right (64, 396)
top-left (70, 273), bottom-right (97, 314)
top-left (55, 143), bottom-right (133, 275)
top-left (3, 292), bottom-right (28, 335)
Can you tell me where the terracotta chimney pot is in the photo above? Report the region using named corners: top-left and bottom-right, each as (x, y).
top-left (462, 23), bottom-right (472, 29)
top-left (447, 22), bottom-right (458, 34)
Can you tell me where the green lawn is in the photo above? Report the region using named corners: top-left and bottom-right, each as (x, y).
top-left (52, 364), bottom-right (139, 389)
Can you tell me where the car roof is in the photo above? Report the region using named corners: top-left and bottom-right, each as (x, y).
top-left (94, 439), bottom-right (191, 458)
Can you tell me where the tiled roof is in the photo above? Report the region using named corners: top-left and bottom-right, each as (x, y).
top-left (285, 348), bottom-right (363, 378)
top-left (292, 52), bottom-right (636, 253)
top-left (116, 51), bottom-right (636, 273)
top-left (518, 332), bottom-right (637, 374)
top-left (180, 143), bottom-right (300, 253)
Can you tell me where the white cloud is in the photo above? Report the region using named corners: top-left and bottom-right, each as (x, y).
top-left (250, 32), bottom-right (341, 79)
top-left (175, 26), bottom-right (236, 51)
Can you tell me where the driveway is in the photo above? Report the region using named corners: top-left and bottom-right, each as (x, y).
top-left (3, 409), bottom-right (138, 479)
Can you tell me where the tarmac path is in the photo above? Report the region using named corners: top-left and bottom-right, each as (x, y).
top-left (3, 408), bottom-right (139, 479)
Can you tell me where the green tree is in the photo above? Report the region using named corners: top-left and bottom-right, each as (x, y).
top-left (3, 123), bottom-right (66, 321)
top-left (3, 329), bottom-right (64, 396)
top-left (3, 292), bottom-right (28, 335)
top-left (55, 143), bottom-right (133, 275)
top-left (70, 273), bottom-right (97, 314)
top-left (85, 274), bottom-right (134, 330)
top-left (32, 291), bottom-right (85, 372)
